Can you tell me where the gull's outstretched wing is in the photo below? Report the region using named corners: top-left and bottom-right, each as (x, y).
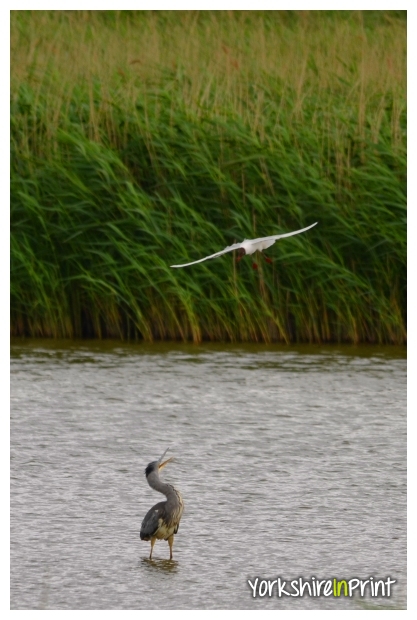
top-left (170, 222), bottom-right (318, 268)
top-left (170, 241), bottom-right (244, 268)
top-left (248, 222), bottom-right (318, 245)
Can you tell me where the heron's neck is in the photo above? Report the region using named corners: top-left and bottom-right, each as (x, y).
top-left (147, 471), bottom-right (178, 502)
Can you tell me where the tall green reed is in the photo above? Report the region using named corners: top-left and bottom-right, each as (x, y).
top-left (11, 11), bottom-right (406, 343)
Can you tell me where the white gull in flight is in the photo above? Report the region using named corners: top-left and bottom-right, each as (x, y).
top-left (170, 222), bottom-right (318, 269)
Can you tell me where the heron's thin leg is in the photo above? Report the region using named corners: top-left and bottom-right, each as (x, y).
top-left (168, 535), bottom-right (174, 560)
top-left (149, 536), bottom-right (156, 560)
top-left (252, 262), bottom-right (258, 270)
top-left (263, 255), bottom-right (273, 264)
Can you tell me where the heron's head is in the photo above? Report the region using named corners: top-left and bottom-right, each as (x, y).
top-left (145, 448), bottom-right (174, 478)
top-left (237, 247), bottom-right (246, 258)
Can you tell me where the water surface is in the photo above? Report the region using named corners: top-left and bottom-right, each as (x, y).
top-left (10, 341), bottom-right (406, 609)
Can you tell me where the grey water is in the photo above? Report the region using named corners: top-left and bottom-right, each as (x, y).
top-left (10, 341), bottom-right (406, 610)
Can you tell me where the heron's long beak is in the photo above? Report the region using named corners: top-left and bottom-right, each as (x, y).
top-left (159, 456), bottom-right (174, 470)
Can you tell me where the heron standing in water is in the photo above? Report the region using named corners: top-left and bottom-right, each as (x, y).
top-left (140, 448), bottom-right (184, 560)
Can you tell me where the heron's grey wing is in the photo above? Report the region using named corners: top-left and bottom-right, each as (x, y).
top-left (170, 241), bottom-right (243, 268)
top-left (250, 222), bottom-right (318, 244)
top-left (140, 501), bottom-right (166, 540)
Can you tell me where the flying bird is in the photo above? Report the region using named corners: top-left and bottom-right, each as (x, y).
top-left (140, 448), bottom-right (184, 560)
top-left (170, 222), bottom-right (318, 269)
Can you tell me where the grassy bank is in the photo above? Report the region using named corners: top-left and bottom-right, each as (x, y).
top-left (10, 11), bottom-right (406, 343)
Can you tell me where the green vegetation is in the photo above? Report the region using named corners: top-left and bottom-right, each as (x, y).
top-left (11, 11), bottom-right (406, 343)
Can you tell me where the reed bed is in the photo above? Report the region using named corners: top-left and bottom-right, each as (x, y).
top-left (10, 10), bottom-right (406, 343)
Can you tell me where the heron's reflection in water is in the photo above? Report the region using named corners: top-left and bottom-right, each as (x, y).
top-left (141, 558), bottom-right (179, 574)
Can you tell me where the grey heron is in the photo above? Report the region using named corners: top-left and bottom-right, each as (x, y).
top-left (170, 222), bottom-right (318, 269)
top-left (140, 448), bottom-right (184, 560)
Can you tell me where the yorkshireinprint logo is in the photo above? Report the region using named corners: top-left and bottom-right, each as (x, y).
top-left (248, 576), bottom-right (396, 599)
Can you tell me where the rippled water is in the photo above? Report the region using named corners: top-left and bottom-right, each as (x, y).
top-left (10, 341), bottom-right (406, 609)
